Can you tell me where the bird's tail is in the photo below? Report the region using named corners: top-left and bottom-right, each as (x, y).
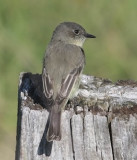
top-left (47, 105), bottom-right (61, 142)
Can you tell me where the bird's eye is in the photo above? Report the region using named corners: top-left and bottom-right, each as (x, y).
top-left (74, 29), bottom-right (80, 35)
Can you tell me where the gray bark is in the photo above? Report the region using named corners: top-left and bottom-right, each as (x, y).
top-left (16, 73), bottom-right (137, 160)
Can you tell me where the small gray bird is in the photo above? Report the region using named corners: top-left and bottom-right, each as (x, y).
top-left (42, 22), bottom-right (96, 142)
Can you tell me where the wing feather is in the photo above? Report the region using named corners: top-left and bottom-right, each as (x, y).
top-left (42, 68), bottom-right (54, 106)
top-left (55, 63), bottom-right (84, 106)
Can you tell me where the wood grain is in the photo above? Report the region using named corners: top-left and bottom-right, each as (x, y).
top-left (15, 73), bottom-right (137, 160)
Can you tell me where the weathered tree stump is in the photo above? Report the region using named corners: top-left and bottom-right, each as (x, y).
top-left (15, 72), bottom-right (137, 160)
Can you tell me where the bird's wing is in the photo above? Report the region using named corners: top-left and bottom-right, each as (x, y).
top-left (55, 61), bottom-right (84, 107)
top-left (42, 67), bottom-right (54, 106)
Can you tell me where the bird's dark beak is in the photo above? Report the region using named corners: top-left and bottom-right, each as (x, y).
top-left (85, 33), bottom-right (96, 38)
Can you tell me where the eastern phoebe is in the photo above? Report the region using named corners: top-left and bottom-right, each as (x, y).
top-left (42, 22), bottom-right (96, 142)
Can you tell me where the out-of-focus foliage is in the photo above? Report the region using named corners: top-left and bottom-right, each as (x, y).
top-left (0, 0), bottom-right (137, 159)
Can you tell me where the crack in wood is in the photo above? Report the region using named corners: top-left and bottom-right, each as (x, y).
top-left (70, 118), bottom-right (75, 160)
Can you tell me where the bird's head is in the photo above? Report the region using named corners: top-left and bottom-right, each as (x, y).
top-left (51, 22), bottom-right (96, 47)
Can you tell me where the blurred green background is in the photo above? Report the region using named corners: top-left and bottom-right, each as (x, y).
top-left (0, 0), bottom-right (137, 159)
